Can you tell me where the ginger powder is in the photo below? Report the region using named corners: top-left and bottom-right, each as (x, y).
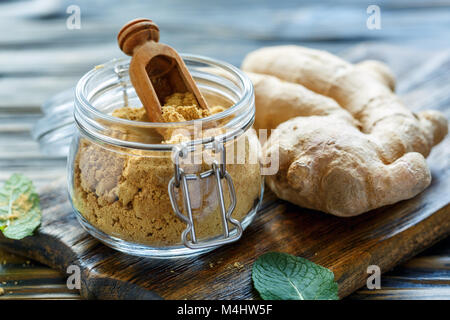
top-left (72, 92), bottom-right (262, 246)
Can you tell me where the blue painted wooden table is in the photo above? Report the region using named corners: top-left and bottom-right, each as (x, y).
top-left (0, 0), bottom-right (449, 299)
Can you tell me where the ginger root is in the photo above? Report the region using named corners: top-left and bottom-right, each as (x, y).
top-left (242, 45), bottom-right (448, 217)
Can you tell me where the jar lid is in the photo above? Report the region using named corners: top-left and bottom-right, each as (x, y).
top-left (31, 88), bottom-right (76, 157)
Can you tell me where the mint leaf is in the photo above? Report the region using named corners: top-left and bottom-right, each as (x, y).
top-left (252, 252), bottom-right (339, 300)
top-left (0, 174), bottom-right (41, 240)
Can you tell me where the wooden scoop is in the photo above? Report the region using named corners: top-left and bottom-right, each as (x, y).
top-left (118, 18), bottom-right (209, 122)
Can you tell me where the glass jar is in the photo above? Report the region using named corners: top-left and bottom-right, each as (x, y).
top-left (67, 55), bottom-right (263, 258)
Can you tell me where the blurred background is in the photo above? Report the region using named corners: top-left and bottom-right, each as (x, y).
top-left (2, 0), bottom-right (450, 115)
top-left (0, 0), bottom-right (449, 299)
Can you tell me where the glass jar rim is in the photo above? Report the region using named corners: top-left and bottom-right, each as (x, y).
top-left (74, 54), bottom-right (255, 151)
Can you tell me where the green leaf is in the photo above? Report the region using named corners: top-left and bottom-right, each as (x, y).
top-left (0, 173), bottom-right (41, 240)
top-left (252, 252), bottom-right (339, 300)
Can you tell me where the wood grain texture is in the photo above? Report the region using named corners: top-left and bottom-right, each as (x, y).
top-left (121, 18), bottom-right (209, 121)
top-left (0, 133), bottom-right (448, 299)
top-left (1, 0), bottom-right (450, 300)
top-left (2, 236), bottom-right (450, 300)
top-left (349, 237), bottom-right (450, 300)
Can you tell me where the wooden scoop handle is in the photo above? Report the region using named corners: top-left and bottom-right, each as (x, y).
top-left (118, 18), bottom-right (160, 55)
top-left (118, 18), bottom-right (209, 122)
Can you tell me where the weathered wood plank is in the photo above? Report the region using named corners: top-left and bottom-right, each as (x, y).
top-left (0, 0), bottom-right (449, 301)
top-left (0, 134), bottom-right (448, 299)
top-left (0, 44), bottom-right (118, 76)
top-left (0, 77), bottom-right (77, 109)
top-left (2, 236), bottom-right (449, 300)
top-left (2, 1), bottom-right (450, 45)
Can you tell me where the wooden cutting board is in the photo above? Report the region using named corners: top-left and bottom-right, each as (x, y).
top-left (0, 136), bottom-right (448, 300)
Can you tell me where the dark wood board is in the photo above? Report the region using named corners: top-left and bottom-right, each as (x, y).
top-left (1, 0), bottom-right (450, 300)
top-left (0, 135), bottom-right (448, 299)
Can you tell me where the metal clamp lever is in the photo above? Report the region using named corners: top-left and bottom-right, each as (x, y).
top-left (168, 141), bottom-right (243, 249)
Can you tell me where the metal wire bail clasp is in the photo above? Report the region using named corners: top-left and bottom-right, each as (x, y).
top-left (168, 139), bottom-right (243, 249)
